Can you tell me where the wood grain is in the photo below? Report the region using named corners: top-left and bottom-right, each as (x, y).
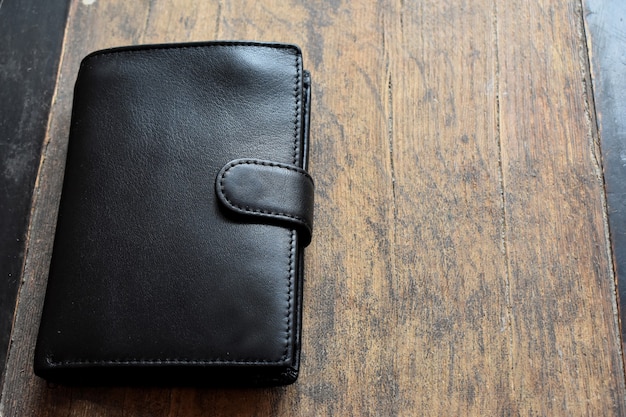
top-left (497, 1), bottom-right (625, 413)
top-left (384, 1), bottom-right (512, 414)
top-left (1, 0), bottom-right (624, 415)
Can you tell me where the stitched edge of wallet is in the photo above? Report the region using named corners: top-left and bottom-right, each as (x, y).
top-left (46, 42), bottom-right (302, 369)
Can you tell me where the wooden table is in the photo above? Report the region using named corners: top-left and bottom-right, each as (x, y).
top-left (2, 0), bottom-right (625, 415)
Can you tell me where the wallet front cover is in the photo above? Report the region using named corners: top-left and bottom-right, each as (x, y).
top-left (34, 42), bottom-right (312, 386)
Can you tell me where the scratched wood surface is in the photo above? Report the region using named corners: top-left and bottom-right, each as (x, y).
top-left (1, 0), bottom-right (625, 415)
top-left (583, 0), bottom-right (626, 349)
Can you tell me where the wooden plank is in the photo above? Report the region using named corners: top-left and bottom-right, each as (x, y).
top-left (496, 0), bottom-right (626, 413)
top-left (384, 1), bottom-right (513, 414)
top-left (0, 0), bottom-right (69, 381)
top-left (583, 0), bottom-right (626, 347)
top-left (1, 0), bottom-right (625, 415)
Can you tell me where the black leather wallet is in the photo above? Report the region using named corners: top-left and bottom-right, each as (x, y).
top-left (34, 42), bottom-right (313, 386)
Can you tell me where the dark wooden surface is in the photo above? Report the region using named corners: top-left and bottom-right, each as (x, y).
top-left (0, 0), bottom-right (69, 382)
top-left (1, 0), bottom-right (625, 415)
top-left (583, 0), bottom-right (626, 346)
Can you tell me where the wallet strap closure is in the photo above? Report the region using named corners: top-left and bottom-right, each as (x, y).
top-left (216, 159), bottom-right (314, 246)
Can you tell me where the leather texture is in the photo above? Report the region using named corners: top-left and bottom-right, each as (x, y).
top-left (34, 41), bottom-right (312, 386)
top-left (216, 159), bottom-right (314, 246)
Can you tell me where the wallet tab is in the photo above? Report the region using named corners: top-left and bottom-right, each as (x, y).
top-left (216, 159), bottom-right (314, 246)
